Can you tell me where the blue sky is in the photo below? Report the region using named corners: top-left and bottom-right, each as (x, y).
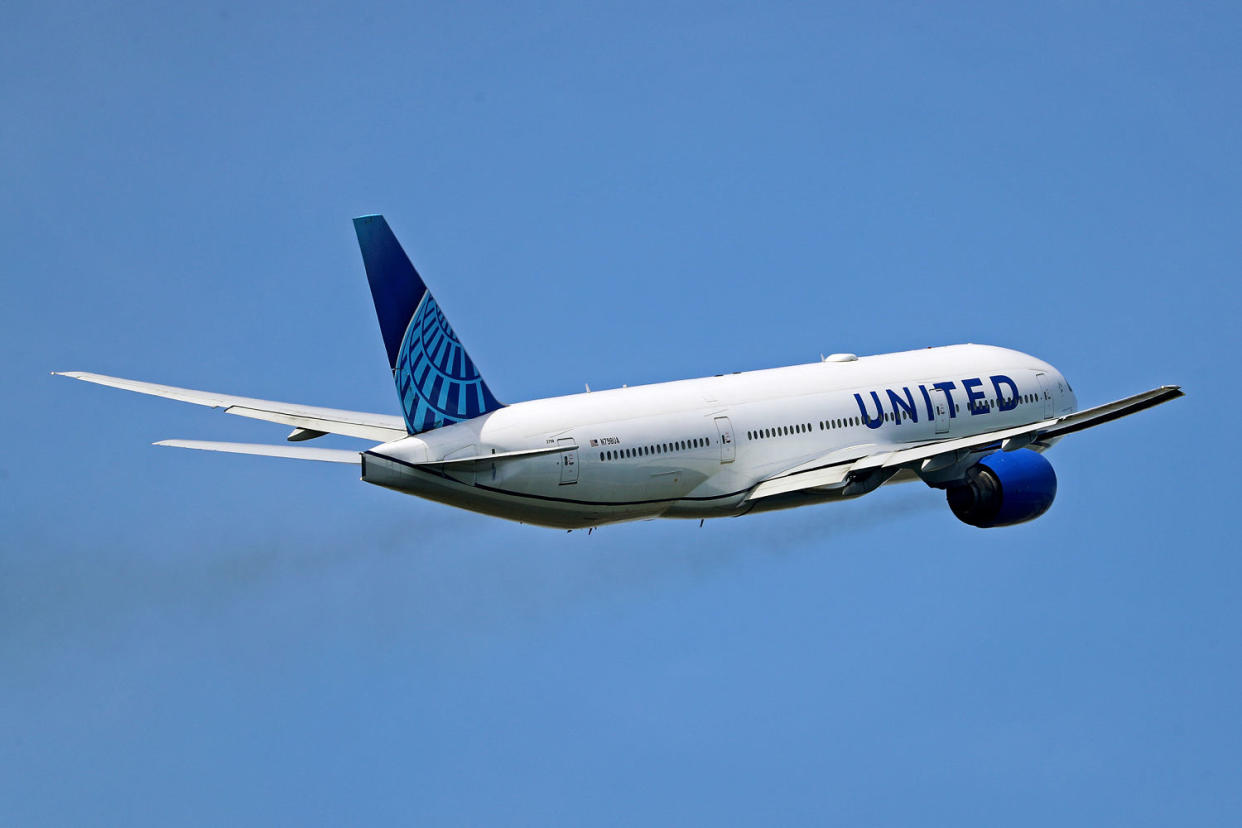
top-left (3, 1), bottom-right (1240, 824)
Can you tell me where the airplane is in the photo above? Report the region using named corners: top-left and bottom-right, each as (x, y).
top-left (56, 215), bottom-right (1183, 530)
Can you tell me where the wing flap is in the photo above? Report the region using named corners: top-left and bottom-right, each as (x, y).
top-left (746, 462), bottom-right (855, 500)
top-left (55, 371), bottom-right (407, 442)
top-left (155, 440), bottom-right (361, 464)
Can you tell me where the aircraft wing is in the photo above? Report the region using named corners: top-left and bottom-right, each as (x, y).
top-left (747, 385), bottom-right (1183, 502)
top-left (54, 371), bottom-right (407, 443)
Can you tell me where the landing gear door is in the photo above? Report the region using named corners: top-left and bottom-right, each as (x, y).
top-left (557, 438), bottom-right (579, 485)
top-left (714, 416), bottom-right (736, 463)
top-left (932, 389), bottom-right (951, 434)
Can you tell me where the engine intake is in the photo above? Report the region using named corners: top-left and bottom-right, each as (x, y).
top-left (947, 449), bottom-right (1057, 528)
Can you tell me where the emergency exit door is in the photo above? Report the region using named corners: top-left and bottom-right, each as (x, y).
top-left (557, 438), bottom-right (579, 484)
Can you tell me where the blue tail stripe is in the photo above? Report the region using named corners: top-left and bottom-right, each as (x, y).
top-left (354, 215), bottom-right (504, 435)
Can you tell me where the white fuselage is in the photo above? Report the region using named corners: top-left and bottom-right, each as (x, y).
top-left (361, 344), bottom-right (1077, 528)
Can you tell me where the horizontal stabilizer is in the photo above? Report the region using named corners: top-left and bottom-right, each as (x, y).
top-left (155, 440), bottom-right (360, 464)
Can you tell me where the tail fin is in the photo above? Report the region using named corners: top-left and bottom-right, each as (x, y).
top-left (353, 215), bottom-right (503, 434)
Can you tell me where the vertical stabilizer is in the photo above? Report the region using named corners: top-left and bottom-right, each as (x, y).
top-left (353, 215), bottom-right (503, 434)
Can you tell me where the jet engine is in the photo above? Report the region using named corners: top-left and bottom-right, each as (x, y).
top-left (946, 449), bottom-right (1057, 528)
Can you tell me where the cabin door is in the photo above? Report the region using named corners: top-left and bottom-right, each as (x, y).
top-left (931, 389), bottom-right (951, 434)
top-left (1036, 373), bottom-right (1054, 418)
top-left (714, 416), bottom-right (736, 463)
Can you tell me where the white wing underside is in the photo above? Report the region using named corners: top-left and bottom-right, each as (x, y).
top-left (748, 385), bottom-right (1183, 501)
top-left (155, 440), bottom-right (362, 463)
top-left (54, 371), bottom-right (407, 442)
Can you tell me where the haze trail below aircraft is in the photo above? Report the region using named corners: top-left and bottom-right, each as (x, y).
top-left (56, 215), bottom-right (1183, 530)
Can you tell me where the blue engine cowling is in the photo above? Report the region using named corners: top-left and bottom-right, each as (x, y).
top-left (946, 449), bottom-right (1057, 528)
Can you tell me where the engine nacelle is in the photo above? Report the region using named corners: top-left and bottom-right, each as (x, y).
top-left (946, 449), bottom-right (1057, 528)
